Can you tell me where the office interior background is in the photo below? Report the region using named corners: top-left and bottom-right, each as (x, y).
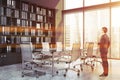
top-left (0, 0), bottom-right (120, 65)
top-left (0, 0), bottom-right (120, 79)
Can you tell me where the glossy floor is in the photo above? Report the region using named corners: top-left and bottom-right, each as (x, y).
top-left (0, 59), bottom-right (120, 80)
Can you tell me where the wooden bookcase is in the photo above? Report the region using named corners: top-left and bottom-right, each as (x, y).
top-left (0, 0), bottom-right (55, 66)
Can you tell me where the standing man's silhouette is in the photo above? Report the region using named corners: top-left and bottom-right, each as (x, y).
top-left (98, 27), bottom-right (110, 77)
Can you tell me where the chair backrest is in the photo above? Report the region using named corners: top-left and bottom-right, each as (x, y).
top-left (20, 43), bottom-right (32, 62)
top-left (71, 43), bottom-right (81, 61)
top-left (86, 42), bottom-right (94, 56)
top-left (56, 42), bottom-right (62, 52)
top-left (84, 42), bottom-right (89, 49)
top-left (42, 42), bottom-right (50, 52)
top-left (30, 42), bottom-right (34, 51)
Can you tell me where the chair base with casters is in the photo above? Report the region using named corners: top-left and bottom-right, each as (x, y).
top-left (56, 61), bottom-right (81, 77)
top-left (21, 65), bottom-right (39, 78)
top-left (73, 42), bottom-right (97, 71)
top-left (21, 58), bottom-right (45, 78)
top-left (74, 56), bottom-right (96, 72)
top-left (55, 43), bottom-right (82, 77)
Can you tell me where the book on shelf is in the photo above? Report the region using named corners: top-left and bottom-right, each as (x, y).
top-left (45, 23), bottom-right (48, 30)
top-left (48, 10), bottom-right (52, 17)
top-left (16, 36), bottom-right (20, 44)
top-left (7, 0), bottom-right (12, 7)
top-left (1, 16), bottom-right (7, 25)
top-left (7, 0), bottom-right (16, 8)
top-left (0, 7), bottom-right (4, 15)
top-left (0, 36), bottom-right (6, 44)
top-left (41, 37), bottom-right (43, 42)
top-left (48, 24), bottom-right (52, 29)
top-left (7, 45), bottom-right (11, 52)
top-left (41, 8), bottom-right (46, 15)
top-left (39, 15), bottom-right (43, 22)
top-left (21, 36), bottom-right (30, 42)
top-left (31, 29), bottom-right (35, 36)
top-left (6, 8), bottom-right (11, 17)
top-left (36, 37), bottom-right (40, 43)
top-left (16, 19), bottom-right (20, 26)
top-left (11, 0), bottom-right (16, 8)
top-left (30, 5), bottom-right (34, 13)
top-left (4, 27), bottom-right (10, 35)
top-left (30, 13), bottom-right (36, 21)
top-left (21, 11), bottom-right (28, 19)
top-left (36, 23), bottom-right (40, 29)
top-left (22, 2), bottom-right (28, 11)
top-left (45, 37), bottom-right (51, 42)
top-left (21, 20), bottom-right (28, 27)
top-left (40, 30), bottom-right (43, 35)
top-left (37, 15), bottom-right (43, 21)
top-left (44, 16), bottom-right (46, 22)
top-left (11, 36), bottom-right (15, 44)
top-left (48, 31), bottom-right (52, 36)
top-left (36, 7), bottom-right (40, 14)
top-left (41, 23), bottom-right (43, 29)
top-left (14, 10), bottom-right (19, 18)
top-left (25, 3), bottom-right (28, 11)
top-left (24, 28), bottom-right (29, 35)
top-left (37, 30), bottom-right (43, 36)
top-left (21, 20), bottom-right (25, 27)
top-left (40, 9), bottom-right (42, 15)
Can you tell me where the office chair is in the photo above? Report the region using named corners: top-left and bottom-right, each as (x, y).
top-left (20, 43), bottom-right (40, 78)
top-left (74, 42), bottom-right (96, 71)
top-left (30, 42), bottom-right (42, 60)
top-left (54, 42), bottom-right (65, 57)
top-left (41, 42), bottom-right (57, 76)
top-left (55, 42), bottom-right (71, 63)
top-left (56, 42), bottom-right (63, 52)
top-left (56, 43), bottom-right (81, 77)
top-left (41, 42), bottom-right (53, 58)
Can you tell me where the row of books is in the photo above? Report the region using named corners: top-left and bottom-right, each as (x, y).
top-left (0, 26), bottom-right (53, 36)
top-left (0, 16), bottom-right (53, 27)
top-left (0, 36), bottom-right (53, 44)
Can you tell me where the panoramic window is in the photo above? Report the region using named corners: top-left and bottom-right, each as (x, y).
top-left (64, 0), bottom-right (120, 59)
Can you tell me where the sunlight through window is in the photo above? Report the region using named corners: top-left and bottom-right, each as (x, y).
top-left (64, 0), bottom-right (83, 10)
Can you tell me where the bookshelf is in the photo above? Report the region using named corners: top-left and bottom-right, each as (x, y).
top-left (0, 0), bottom-right (55, 66)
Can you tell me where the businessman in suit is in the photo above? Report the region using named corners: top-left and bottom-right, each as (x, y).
top-left (98, 27), bottom-right (110, 77)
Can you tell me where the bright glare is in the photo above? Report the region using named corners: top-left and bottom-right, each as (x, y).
top-left (85, 0), bottom-right (109, 6)
top-left (64, 0), bottom-right (82, 9)
top-left (112, 7), bottom-right (120, 27)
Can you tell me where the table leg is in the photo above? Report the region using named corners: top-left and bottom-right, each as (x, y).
top-left (52, 52), bottom-right (54, 77)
